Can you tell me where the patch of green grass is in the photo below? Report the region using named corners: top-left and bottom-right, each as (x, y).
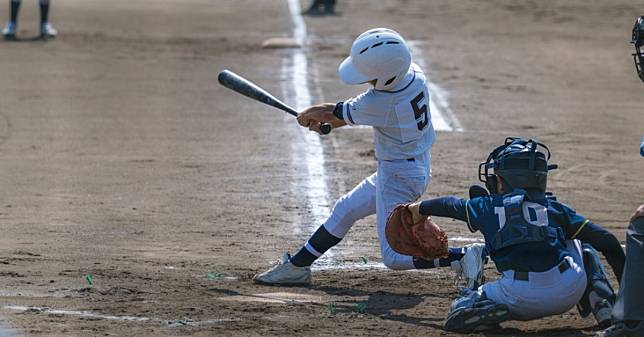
top-left (324, 303), bottom-right (336, 315)
top-left (355, 303), bottom-right (367, 314)
top-left (206, 269), bottom-right (223, 281)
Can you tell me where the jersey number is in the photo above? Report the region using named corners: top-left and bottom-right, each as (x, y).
top-left (410, 92), bottom-right (429, 131)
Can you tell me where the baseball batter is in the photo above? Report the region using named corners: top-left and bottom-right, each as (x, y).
top-left (596, 16), bottom-right (644, 337)
top-left (406, 138), bottom-right (625, 332)
top-left (254, 28), bottom-right (483, 286)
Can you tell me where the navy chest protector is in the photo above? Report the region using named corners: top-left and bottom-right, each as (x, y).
top-left (493, 191), bottom-right (565, 251)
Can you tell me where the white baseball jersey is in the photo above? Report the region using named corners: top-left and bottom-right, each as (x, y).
top-left (339, 63), bottom-right (436, 161)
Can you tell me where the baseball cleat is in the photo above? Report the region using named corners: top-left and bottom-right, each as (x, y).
top-left (2, 21), bottom-right (16, 40)
top-left (40, 22), bottom-right (57, 38)
top-left (461, 243), bottom-right (487, 289)
top-left (443, 303), bottom-right (510, 333)
top-left (253, 252), bottom-right (311, 286)
top-left (592, 299), bottom-right (614, 328)
top-left (595, 321), bottom-right (644, 337)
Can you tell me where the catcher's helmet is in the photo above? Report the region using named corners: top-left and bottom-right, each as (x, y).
top-left (479, 138), bottom-right (558, 195)
top-left (632, 16), bottom-right (644, 82)
top-left (339, 28), bottom-right (412, 91)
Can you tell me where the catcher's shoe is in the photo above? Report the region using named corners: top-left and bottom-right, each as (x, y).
top-left (596, 321), bottom-right (644, 337)
top-left (253, 253), bottom-right (311, 286)
top-left (444, 302), bottom-right (510, 333)
top-left (2, 21), bottom-right (16, 40)
top-left (592, 299), bottom-right (614, 329)
top-left (40, 22), bottom-right (57, 38)
top-left (461, 243), bottom-right (487, 289)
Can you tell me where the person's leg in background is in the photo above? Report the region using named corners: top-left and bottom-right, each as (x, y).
top-left (2, 0), bottom-right (21, 39)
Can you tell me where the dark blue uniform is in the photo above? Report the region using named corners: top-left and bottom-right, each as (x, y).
top-left (419, 193), bottom-right (624, 281)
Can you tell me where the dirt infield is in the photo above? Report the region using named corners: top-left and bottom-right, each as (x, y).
top-left (0, 0), bottom-right (642, 336)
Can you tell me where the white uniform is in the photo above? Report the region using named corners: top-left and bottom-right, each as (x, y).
top-left (321, 63), bottom-right (435, 269)
top-left (481, 240), bottom-right (587, 320)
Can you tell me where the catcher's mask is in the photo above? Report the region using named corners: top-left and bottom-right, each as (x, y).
top-left (632, 16), bottom-right (644, 83)
top-left (478, 137), bottom-right (558, 195)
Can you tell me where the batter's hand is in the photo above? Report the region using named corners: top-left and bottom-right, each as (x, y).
top-left (631, 204), bottom-right (644, 223)
top-left (297, 103), bottom-right (345, 134)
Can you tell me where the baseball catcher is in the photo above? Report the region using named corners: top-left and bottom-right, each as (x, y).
top-left (405, 137), bottom-right (625, 333)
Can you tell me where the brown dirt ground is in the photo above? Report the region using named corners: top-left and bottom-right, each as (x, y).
top-left (0, 0), bottom-right (643, 336)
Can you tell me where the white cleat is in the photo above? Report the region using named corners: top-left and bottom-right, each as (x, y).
top-left (461, 243), bottom-right (487, 289)
top-left (40, 22), bottom-right (57, 38)
top-left (2, 21), bottom-right (16, 39)
top-left (253, 252), bottom-right (311, 286)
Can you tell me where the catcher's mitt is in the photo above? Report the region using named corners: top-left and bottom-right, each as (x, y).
top-left (385, 204), bottom-right (449, 259)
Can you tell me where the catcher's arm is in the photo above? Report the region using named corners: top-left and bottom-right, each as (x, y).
top-left (409, 186), bottom-right (489, 231)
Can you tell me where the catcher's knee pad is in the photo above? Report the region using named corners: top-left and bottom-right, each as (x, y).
top-left (444, 289), bottom-right (509, 333)
top-left (577, 244), bottom-right (616, 326)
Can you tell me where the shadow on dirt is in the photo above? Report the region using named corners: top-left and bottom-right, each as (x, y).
top-left (2, 35), bottom-right (53, 42)
top-left (313, 285), bottom-right (594, 337)
top-left (313, 285), bottom-right (444, 329)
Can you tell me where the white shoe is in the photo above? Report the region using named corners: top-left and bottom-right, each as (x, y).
top-left (40, 22), bottom-right (57, 38)
top-left (458, 243), bottom-right (487, 289)
top-left (253, 252), bottom-right (311, 286)
top-left (2, 21), bottom-right (16, 39)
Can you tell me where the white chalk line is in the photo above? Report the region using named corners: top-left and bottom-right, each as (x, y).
top-left (284, 0), bottom-right (337, 268)
top-left (3, 306), bottom-right (238, 327)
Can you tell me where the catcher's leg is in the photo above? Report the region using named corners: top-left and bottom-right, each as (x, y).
top-left (577, 243), bottom-right (617, 328)
top-left (443, 288), bottom-right (510, 333)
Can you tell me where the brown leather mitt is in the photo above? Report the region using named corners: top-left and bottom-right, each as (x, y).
top-left (385, 204), bottom-right (449, 259)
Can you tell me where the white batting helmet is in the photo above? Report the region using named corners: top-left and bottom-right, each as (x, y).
top-left (338, 28), bottom-right (412, 91)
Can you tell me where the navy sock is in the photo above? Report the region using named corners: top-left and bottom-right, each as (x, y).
top-left (10, 0), bottom-right (20, 23)
top-left (413, 247), bottom-right (466, 269)
top-left (290, 225), bottom-right (342, 267)
top-left (39, 0), bottom-right (49, 24)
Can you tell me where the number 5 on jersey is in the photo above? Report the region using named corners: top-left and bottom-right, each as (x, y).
top-left (411, 92), bottom-right (429, 131)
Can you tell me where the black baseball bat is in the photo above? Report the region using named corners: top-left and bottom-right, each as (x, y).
top-left (217, 69), bottom-right (331, 135)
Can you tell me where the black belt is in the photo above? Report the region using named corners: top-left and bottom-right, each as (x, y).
top-left (379, 158), bottom-right (415, 162)
top-left (513, 258), bottom-right (571, 281)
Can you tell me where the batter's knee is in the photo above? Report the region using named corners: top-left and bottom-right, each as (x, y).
top-left (324, 194), bottom-right (374, 238)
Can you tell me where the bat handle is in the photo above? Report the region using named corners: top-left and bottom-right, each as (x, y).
top-left (320, 123), bottom-right (332, 135)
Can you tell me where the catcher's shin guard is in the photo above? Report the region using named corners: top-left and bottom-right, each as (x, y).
top-left (577, 244), bottom-right (616, 327)
top-left (444, 289), bottom-right (509, 333)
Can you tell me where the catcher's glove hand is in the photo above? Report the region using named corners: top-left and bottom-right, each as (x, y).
top-left (385, 204), bottom-right (449, 259)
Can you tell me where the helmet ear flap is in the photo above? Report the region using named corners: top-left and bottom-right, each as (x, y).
top-left (485, 175), bottom-right (499, 195)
